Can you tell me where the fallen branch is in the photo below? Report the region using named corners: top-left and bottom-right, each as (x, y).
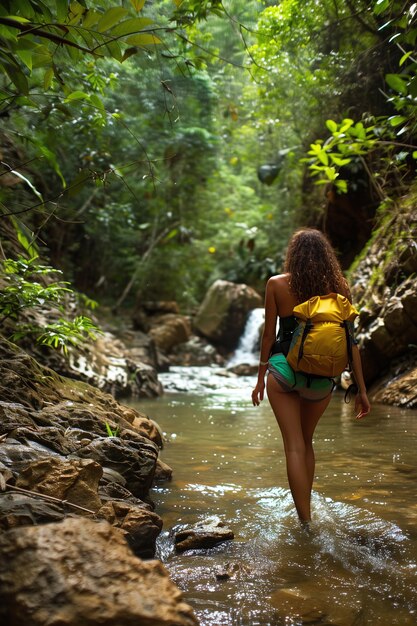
top-left (2, 482), bottom-right (96, 515)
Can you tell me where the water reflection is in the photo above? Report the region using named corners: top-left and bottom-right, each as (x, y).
top-left (132, 366), bottom-right (417, 626)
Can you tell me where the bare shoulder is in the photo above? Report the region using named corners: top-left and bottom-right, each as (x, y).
top-left (267, 273), bottom-right (290, 291)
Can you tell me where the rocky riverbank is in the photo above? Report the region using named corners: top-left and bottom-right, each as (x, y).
top-left (349, 192), bottom-right (417, 408)
top-left (0, 336), bottom-right (198, 626)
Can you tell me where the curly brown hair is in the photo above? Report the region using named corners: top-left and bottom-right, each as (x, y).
top-left (284, 228), bottom-right (350, 302)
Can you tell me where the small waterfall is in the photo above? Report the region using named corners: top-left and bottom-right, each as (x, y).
top-left (228, 308), bottom-right (265, 366)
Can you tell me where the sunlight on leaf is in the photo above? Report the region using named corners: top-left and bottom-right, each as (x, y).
top-left (130, 0), bottom-right (146, 11)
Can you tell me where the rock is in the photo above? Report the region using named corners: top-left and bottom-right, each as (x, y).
top-left (214, 561), bottom-right (251, 581)
top-left (101, 466), bottom-right (127, 486)
top-left (149, 313), bottom-right (191, 353)
top-left (170, 335), bottom-right (225, 366)
top-left (98, 500), bottom-right (163, 558)
top-left (132, 362), bottom-right (164, 398)
top-left (10, 425), bottom-right (85, 456)
top-left (227, 363), bottom-right (258, 376)
top-left (369, 364), bottom-right (417, 408)
top-left (130, 416), bottom-right (164, 448)
top-left (0, 336), bottom-right (159, 420)
top-left (194, 279), bottom-right (263, 352)
top-left (114, 328), bottom-right (159, 369)
top-left (0, 401), bottom-right (36, 433)
top-left (0, 438), bottom-right (62, 477)
top-left (0, 517), bottom-right (198, 626)
top-left (32, 329), bottom-right (162, 400)
top-left (153, 458), bottom-right (173, 482)
top-left (98, 481), bottom-right (141, 503)
top-left (175, 516), bottom-right (234, 552)
top-left (75, 434), bottom-right (158, 499)
top-left (16, 457), bottom-right (103, 513)
top-left (0, 492), bottom-right (65, 529)
top-left (0, 461), bottom-right (13, 489)
top-left (143, 301), bottom-right (180, 315)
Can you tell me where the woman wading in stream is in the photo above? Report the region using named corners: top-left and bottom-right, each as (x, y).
top-left (251, 228), bottom-right (370, 523)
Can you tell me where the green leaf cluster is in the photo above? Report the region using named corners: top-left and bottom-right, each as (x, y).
top-left (0, 255), bottom-right (100, 353)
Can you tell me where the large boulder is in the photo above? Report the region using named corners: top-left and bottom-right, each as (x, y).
top-left (194, 280), bottom-right (263, 352)
top-left (0, 517), bottom-right (198, 626)
top-left (149, 313), bottom-right (192, 353)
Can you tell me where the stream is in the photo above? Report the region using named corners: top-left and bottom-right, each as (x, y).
top-left (132, 365), bottom-right (417, 626)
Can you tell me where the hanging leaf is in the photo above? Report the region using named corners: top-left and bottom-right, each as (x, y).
top-left (373, 0), bottom-right (390, 16)
top-left (97, 7), bottom-right (129, 32)
top-left (388, 115), bottom-right (407, 127)
top-left (43, 66), bottom-right (53, 89)
top-left (9, 169), bottom-right (43, 202)
top-left (10, 217), bottom-right (39, 258)
top-left (125, 33), bottom-right (162, 46)
top-left (399, 51), bottom-right (413, 66)
top-left (325, 119), bottom-right (338, 133)
top-left (130, 0), bottom-right (146, 12)
top-left (64, 90), bottom-right (90, 102)
top-left (31, 48), bottom-right (53, 68)
top-left (385, 73), bottom-right (408, 94)
top-left (105, 40), bottom-right (123, 62)
top-left (16, 48), bottom-right (33, 71)
top-left (111, 17), bottom-right (154, 37)
top-left (56, 0), bottom-right (69, 22)
top-left (2, 60), bottom-right (29, 94)
top-left (38, 145), bottom-right (66, 188)
top-left (82, 9), bottom-right (101, 29)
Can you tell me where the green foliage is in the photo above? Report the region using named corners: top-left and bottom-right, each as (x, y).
top-left (2, 0), bottom-right (416, 315)
top-left (372, 1), bottom-right (417, 135)
top-left (299, 2), bottom-right (417, 198)
top-left (0, 0), bottom-right (165, 103)
top-left (0, 255), bottom-right (100, 353)
top-left (172, 0), bottom-right (225, 24)
top-left (0, 256), bottom-right (71, 321)
top-left (303, 118), bottom-right (382, 193)
top-left (105, 421), bottom-right (120, 437)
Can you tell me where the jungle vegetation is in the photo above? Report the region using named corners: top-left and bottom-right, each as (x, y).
top-left (0, 0), bottom-right (416, 333)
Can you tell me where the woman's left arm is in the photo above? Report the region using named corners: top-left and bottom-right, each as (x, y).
top-left (351, 344), bottom-right (371, 419)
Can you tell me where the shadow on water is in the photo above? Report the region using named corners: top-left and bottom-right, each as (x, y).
top-left (132, 366), bottom-right (417, 626)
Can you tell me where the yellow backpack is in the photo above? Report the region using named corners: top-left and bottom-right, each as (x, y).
top-left (286, 293), bottom-right (359, 378)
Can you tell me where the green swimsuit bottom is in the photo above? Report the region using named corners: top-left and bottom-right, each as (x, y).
top-left (268, 353), bottom-right (334, 402)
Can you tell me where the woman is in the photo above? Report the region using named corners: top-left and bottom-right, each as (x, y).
top-left (251, 229), bottom-right (370, 523)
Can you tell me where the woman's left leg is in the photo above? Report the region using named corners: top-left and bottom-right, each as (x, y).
top-left (300, 395), bottom-right (332, 492)
top-left (267, 375), bottom-right (311, 521)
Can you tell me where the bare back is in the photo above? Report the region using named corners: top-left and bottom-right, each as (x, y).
top-left (268, 273), bottom-right (299, 317)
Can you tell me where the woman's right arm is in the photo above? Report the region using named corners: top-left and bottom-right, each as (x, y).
top-left (252, 278), bottom-right (278, 406)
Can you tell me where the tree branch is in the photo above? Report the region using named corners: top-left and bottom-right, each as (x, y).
top-left (0, 18), bottom-right (95, 54)
top-left (344, 0), bottom-right (379, 37)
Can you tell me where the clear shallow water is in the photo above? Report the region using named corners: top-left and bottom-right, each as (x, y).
top-left (132, 366), bottom-right (417, 626)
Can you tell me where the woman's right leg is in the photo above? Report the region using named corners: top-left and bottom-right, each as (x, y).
top-left (267, 374), bottom-right (312, 521)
